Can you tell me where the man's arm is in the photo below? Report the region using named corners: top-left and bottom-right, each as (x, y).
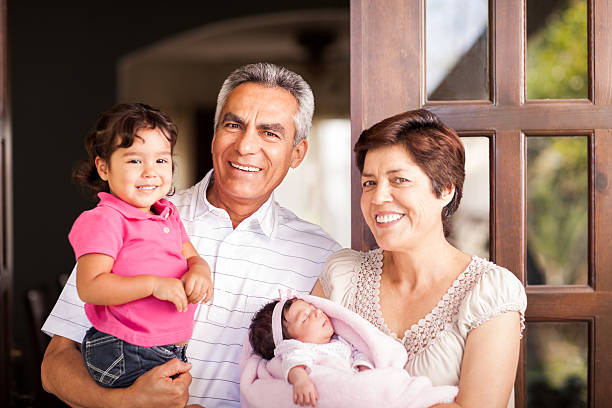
top-left (41, 335), bottom-right (194, 408)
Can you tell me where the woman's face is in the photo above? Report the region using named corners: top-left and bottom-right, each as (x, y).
top-left (360, 144), bottom-right (453, 252)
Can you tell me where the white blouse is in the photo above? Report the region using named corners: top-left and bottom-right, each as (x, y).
top-left (320, 248), bottom-right (526, 407)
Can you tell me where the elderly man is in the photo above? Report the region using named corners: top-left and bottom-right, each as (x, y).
top-left (40, 63), bottom-right (341, 408)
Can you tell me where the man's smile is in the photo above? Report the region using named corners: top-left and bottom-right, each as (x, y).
top-left (229, 161), bottom-right (262, 172)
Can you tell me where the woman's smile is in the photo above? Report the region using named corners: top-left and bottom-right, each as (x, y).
top-left (375, 212), bottom-right (405, 226)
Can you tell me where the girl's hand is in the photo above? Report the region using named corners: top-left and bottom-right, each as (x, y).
top-left (151, 277), bottom-right (189, 312)
top-left (182, 263), bottom-right (213, 304)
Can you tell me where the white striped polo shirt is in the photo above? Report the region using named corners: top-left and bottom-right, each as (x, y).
top-left (42, 170), bottom-right (341, 407)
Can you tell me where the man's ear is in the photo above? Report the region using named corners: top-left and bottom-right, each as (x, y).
top-left (289, 139), bottom-right (308, 169)
top-left (95, 157), bottom-right (109, 181)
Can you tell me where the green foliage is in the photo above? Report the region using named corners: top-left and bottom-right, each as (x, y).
top-left (523, 2), bottom-right (589, 404)
top-left (527, 0), bottom-right (588, 99)
top-left (527, 137), bottom-right (588, 285)
top-left (525, 0), bottom-right (589, 286)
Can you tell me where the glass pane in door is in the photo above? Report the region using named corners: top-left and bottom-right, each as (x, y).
top-left (426, 0), bottom-right (490, 101)
top-left (526, 322), bottom-right (588, 408)
top-left (448, 136), bottom-right (490, 259)
top-left (526, 0), bottom-right (588, 99)
top-left (526, 136), bottom-right (588, 285)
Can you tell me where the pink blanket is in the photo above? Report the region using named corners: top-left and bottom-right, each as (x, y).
top-left (240, 294), bottom-right (458, 408)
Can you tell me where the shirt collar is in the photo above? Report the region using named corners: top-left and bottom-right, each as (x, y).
top-left (192, 170), bottom-right (279, 238)
top-left (97, 192), bottom-right (172, 220)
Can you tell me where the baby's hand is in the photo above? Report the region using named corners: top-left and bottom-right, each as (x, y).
top-left (288, 366), bottom-right (318, 407)
top-left (292, 376), bottom-right (318, 407)
top-left (151, 277), bottom-right (188, 312)
top-left (182, 262), bottom-right (213, 304)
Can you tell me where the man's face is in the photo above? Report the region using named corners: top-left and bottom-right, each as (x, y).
top-left (210, 82), bottom-right (308, 210)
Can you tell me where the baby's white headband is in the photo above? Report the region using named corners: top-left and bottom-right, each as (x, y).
top-left (272, 289), bottom-right (297, 347)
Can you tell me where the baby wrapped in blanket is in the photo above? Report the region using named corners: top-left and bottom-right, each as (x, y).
top-left (241, 293), bottom-right (458, 408)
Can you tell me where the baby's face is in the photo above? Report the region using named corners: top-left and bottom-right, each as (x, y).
top-left (284, 300), bottom-right (334, 344)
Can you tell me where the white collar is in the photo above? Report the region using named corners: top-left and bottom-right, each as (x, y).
top-left (190, 169), bottom-right (279, 238)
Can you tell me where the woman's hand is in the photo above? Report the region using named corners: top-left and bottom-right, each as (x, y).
top-left (151, 277), bottom-right (189, 312)
top-left (288, 366), bottom-right (319, 407)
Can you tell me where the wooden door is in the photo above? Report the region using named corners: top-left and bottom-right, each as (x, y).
top-left (0, 0), bottom-right (12, 403)
top-left (350, 0), bottom-right (611, 406)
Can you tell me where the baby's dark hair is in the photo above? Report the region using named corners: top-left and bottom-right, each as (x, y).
top-left (72, 103), bottom-right (178, 198)
top-left (249, 299), bottom-right (296, 360)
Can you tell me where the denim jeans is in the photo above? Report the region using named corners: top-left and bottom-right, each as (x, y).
top-left (81, 326), bottom-right (188, 388)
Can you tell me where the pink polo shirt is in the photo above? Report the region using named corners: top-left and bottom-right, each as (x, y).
top-left (68, 192), bottom-right (196, 347)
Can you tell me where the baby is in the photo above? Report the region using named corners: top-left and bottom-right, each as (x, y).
top-left (249, 297), bottom-right (374, 407)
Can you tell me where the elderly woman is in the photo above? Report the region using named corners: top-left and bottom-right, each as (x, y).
top-left (312, 109), bottom-right (526, 408)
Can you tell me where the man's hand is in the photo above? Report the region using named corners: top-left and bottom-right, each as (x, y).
top-left (288, 366), bottom-right (318, 407)
top-left (182, 261), bottom-right (213, 304)
top-left (123, 358), bottom-right (194, 408)
top-left (151, 277), bottom-right (189, 312)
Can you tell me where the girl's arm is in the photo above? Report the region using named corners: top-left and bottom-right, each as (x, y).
top-left (76, 253), bottom-right (188, 311)
top-left (454, 311), bottom-right (521, 408)
top-left (181, 241), bottom-right (213, 304)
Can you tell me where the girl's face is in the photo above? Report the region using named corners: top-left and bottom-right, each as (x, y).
top-left (284, 299), bottom-right (334, 344)
top-left (360, 144), bottom-right (453, 252)
top-left (96, 127), bottom-right (173, 213)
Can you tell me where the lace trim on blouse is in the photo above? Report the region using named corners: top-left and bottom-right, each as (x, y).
top-left (467, 304), bottom-right (526, 336)
top-left (350, 249), bottom-right (487, 361)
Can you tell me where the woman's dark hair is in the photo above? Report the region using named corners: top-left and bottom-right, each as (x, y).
top-left (72, 103), bottom-right (178, 198)
top-left (249, 299), bottom-right (295, 360)
top-left (354, 109), bottom-right (465, 237)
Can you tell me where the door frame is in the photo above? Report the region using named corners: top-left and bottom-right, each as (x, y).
top-left (350, 1), bottom-right (612, 406)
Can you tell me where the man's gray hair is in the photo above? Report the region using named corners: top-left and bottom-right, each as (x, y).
top-left (214, 63), bottom-right (315, 145)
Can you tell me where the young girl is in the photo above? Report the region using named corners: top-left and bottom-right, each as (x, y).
top-left (70, 103), bottom-right (213, 388)
top-left (249, 297), bottom-right (374, 407)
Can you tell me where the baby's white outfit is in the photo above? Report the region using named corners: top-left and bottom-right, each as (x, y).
top-left (274, 335), bottom-right (374, 381)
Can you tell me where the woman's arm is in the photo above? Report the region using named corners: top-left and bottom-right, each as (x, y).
top-left (455, 312), bottom-right (521, 408)
top-left (310, 280), bottom-right (326, 297)
top-left (76, 253), bottom-right (188, 311)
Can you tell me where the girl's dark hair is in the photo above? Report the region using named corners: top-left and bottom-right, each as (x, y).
top-left (354, 109), bottom-right (465, 237)
top-left (249, 299), bottom-right (295, 360)
top-left (72, 103), bottom-right (178, 198)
